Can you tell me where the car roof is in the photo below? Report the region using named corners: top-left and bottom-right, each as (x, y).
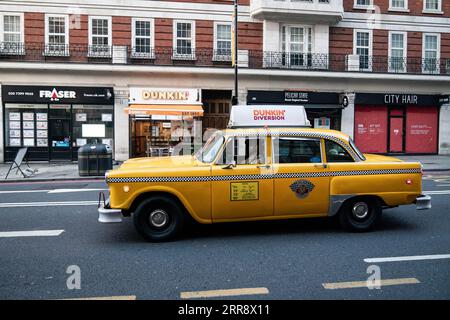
top-left (221, 127), bottom-right (351, 143)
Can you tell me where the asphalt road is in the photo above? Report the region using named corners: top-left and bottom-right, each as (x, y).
top-left (0, 173), bottom-right (449, 300)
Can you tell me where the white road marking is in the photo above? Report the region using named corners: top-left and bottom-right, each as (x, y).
top-left (62, 295), bottom-right (136, 300)
top-left (180, 287), bottom-right (269, 299)
top-left (0, 201), bottom-right (98, 208)
top-left (322, 278), bottom-right (420, 290)
top-left (423, 190), bottom-right (450, 195)
top-left (0, 230), bottom-right (64, 238)
top-left (0, 189), bottom-right (106, 194)
top-left (364, 254), bottom-right (450, 263)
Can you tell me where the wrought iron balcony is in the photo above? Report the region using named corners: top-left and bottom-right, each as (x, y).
top-left (0, 43), bottom-right (449, 77)
top-left (250, 0), bottom-right (344, 23)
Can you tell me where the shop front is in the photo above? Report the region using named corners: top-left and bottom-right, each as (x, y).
top-left (354, 93), bottom-right (440, 154)
top-left (127, 88), bottom-right (203, 158)
top-left (247, 90), bottom-right (344, 130)
top-left (2, 85), bottom-right (115, 162)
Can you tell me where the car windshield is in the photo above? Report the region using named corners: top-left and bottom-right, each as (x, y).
top-left (195, 131), bottom-right (225, 163)
top-left (349, 138), bottom-right (366, 161)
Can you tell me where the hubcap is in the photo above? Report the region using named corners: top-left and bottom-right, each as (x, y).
top-left (352, 202), bottom-right (369, 219)
top-left (149, 209), bottom-right (169, 228)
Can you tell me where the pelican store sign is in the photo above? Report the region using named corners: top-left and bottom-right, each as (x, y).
top-left (2, 86), bottom-right (114, 104)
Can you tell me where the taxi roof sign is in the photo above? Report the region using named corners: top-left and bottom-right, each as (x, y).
top-left (228, 105), bottom-right (311, 128)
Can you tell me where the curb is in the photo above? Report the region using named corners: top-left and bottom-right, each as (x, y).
top-left (0, 176), bottom-right (104, 184)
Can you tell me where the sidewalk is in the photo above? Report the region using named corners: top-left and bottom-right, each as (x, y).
top-left (0, 156), bottom-right (449, 182)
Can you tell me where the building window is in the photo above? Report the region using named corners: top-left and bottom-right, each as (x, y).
top-left (281, 25), bottom-right (313, 68)
top-left (424, 0), bottom-right (442, 12)
top-left (214, 22), bottom-right (232, 61)
top-left (45, 15), bottom-right (69, 56)
top-left (354, 0), bottom-right (373, 8)
top-left (173, 20), bottom-right (195, 60)
top-left (389, 0), bottom-right (408, 10)
top-left (389, 32), bottom-right (407, 73)
top-left (423, 34), bottom-right (440, 73)
top-left (1, 14), bottom-right (24, 55)
top-left (88, 16), bottom-right (112, 57)
top-left (132, 18), bottom-right (154, 59)
top-left (354, 30), bottom-right (372, 71)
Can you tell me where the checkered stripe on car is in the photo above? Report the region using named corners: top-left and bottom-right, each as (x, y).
top-left (106, 168), bottom-right (421, 183)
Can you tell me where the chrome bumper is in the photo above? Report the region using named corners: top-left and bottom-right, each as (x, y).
top-left (415, 194), bottom-right (432, 210)
top-left (98, 200), bottom-right (123, 223)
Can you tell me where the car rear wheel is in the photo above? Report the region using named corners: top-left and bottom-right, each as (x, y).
top-left (133, 196), bottom-right (185, 242)
top-left (339, 197), bottom-right (382, 232)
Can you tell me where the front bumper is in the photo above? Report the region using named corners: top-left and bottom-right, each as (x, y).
top-left (98, 199), bottom-right (123, 223)
top-left (415, 194), bottom-right (432, 210)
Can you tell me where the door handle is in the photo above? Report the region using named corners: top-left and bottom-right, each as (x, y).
top-left (314, 163), bottom-right (328, 169)
top-left (256, 164), bottom-right (270, 169)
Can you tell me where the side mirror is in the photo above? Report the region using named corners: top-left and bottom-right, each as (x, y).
top-left (222, 160), bottom-right (236, 169)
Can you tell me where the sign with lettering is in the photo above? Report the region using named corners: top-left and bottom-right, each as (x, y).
top-left (247, 90), bottom-right (340, 105)
top-left (356, 93), bottom-right (438, 106)
top-left (230, 182), bottom-right (259, 201)
top-left (129, 88), bottom-right (201, 105)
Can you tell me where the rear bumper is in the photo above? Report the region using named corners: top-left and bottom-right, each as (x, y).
top-left (415, 194), bottom-right (432, 210)
top-left (98, 199), bottom-right (123, 223)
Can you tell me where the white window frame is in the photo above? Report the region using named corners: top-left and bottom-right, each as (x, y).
top-left (0, 12), bottom-right (25, 55)
top-left (172, 20), bottom-right (196, 60)
top-left (44, 14), bottom-right (69, 57)
top-left (353, 0), bottom-right (374, 9)
top-left (423, 0), bottom-right (443, 14)
top-left (131, 18), bottom-right (155, 59)
top-left (422, 33), bottom-right (441, 74)
top-left (388, 31), bottom-right (407, 73)
top-left (389, 0), bottom-right (409, 12)
top-left (353, 29), bottom-right (373, 71)
top-left (280, 24), bottom-right (314, 69)
top-left (213, 21), bottom-right (232, 62)
top-left (88, 16), bottom-right (112, 58)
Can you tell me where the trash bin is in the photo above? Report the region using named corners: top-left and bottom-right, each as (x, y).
top-left (78, 144), bottom-right (113, 176)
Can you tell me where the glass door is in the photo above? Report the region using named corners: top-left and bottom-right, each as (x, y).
top-left (49, 105), bottom-right (72, 160)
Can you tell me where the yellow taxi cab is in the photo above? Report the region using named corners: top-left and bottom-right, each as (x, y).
top-left (98, 105), bottom-right (431, 241)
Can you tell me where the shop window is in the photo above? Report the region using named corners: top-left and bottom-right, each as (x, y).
top-left (132, 18), bottom-right (154, 59)
top-left (4, 104), bottom-right (48, 148)
top-left (72, 105), bottom-right (114, 148)
top-left (218, 137), bottom-right (266, 165)
top-left (45, 15), bottom-right (69, 56)
top-left (273, 138), bottom-right (322, 164)
top-left (325, 140), bottom-right (354, 163)
top-left (89, 16), bottom-right (112, 57)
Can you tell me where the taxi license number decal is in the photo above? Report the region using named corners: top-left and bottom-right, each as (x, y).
top-left (230, 182), bottom-right (259, 201)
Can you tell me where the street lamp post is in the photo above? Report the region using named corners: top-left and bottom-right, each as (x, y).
top-left (232, 0), bottom-right (239, 106)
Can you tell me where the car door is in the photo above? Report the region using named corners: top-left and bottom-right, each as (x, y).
top-left (272, 136), bottom-right (330, 217)
top-left (211, 135), bottom-right (273, 221)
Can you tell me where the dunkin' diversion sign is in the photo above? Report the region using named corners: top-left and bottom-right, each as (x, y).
top-left (228, 105), bottom-right (311, 128)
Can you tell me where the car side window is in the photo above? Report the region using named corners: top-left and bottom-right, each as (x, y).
top-left (273, 137), bottom-right (322, 164)
top-left (325, 140), bottom-right (354, 163)
top-left (217, 137), bottom-right (266, 165)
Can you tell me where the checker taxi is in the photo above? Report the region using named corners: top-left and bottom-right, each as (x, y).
top-left (98, 105), bottom-right (431, 241)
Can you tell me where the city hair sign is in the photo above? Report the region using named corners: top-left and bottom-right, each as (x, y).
top-left (129, 88), bottom-right (201, 105)
top-left (1, 85), bottom-right (114, 104)
top-left (356, 93), bottom-right (439, 106)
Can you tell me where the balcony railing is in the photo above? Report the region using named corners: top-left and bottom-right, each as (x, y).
top-left (0, 43), bottom-right (449, 76)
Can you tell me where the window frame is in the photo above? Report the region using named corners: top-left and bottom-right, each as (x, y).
top-left (388, 31), bottom-right (407, 73)
top-left (216, 136), bottom-right (268, 166)
top-left (353, 29), bottom-right (373, 71)
top-left (0, 12), bottom-right (25, 55)
top-left (213, 21), bottom-right (232, 62)
top-left (88, 16), bottom-right (112, 58)
top-left (172, 20), bottom-right (196, 61)
top-left (44, 14), bottom-right (70, 57)
top-left (353, 0), bottom-right (374, 9)
top-left (271, 136), bottom-right (324, 165)
top-left (131, 18), bottom-right (155, 59)
top-left (422, 33), bottom-right (441, 74)
top-left (280, 24), bottom-right (314, 69)
top-left (324, 139), bottom-right (356, 163)
top-left (389, 0), bottom-right (409, 12)
top-left (423, 0), bottom-right (443, 14)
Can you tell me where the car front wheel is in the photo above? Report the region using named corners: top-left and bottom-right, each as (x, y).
top-left (339, 197), bottom-right (382, 232)
top-left (133, 196), bottom-right (185, 242)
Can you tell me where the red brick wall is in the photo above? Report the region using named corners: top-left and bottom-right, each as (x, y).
top-left (69, 14), bottom-right (88, 45)
top-left (373, 29), bottom-right (388, 56)
top-left (344, 0), bottom-right (450, 17)
top-left (196, 20), bottom-right (214, 49)
top-left (24, 12), bottom-right (44, 44)
top-left (329, 27), bottom-right (353, 55)
top-left (112, 16), bottom-right (131, 46)
top-left (442, 33), bottom-right (450, 60)
top-left (408, 31), bottom-right (422, 59)
top-left (155, 18), bottom-right (173, 48)
top-left (237, 22), bottom-right (263, 51)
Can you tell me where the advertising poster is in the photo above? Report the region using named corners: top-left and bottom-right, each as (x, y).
top-left (102, 113), bottom-right (112, 122)
top-left (23, 130), bottom-right (34, 138)
top-left (37, 122), bottom-right (48, 129)
top-left (23, 138), bottom-right (35, 147)
top-left (76, 113), bottom-right (87, 122)
top-left (36, 113), bottom-right (48, 121)
top-left (9, 121), bottom-right (21, 129)
top-left (9, 130), bottom-right (21, 138)
top-left (9, 113), bottom-right (20, 121)
top-left (37, 130), bottom-right (48, 138)
top-left (9, 138), bottom-right (21, 147)
top-left (23, 113), bottom-right (34, 121)
top-left (23, 121), bottom-right (34, 129)
top-left (37, 139), bottom-right (48, 147)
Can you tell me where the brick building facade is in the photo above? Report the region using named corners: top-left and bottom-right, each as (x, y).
top-left (0, 0), bottom-right (449, 161)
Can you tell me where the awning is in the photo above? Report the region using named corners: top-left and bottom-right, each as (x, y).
top-left (125, 104), bottom-right (204, 116)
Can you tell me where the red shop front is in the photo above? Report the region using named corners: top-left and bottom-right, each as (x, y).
top-left (354, 93), bottom-right (439, 154)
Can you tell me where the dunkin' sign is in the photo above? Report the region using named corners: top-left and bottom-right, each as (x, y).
top-left (253, 109), bottom-right (286, 121)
